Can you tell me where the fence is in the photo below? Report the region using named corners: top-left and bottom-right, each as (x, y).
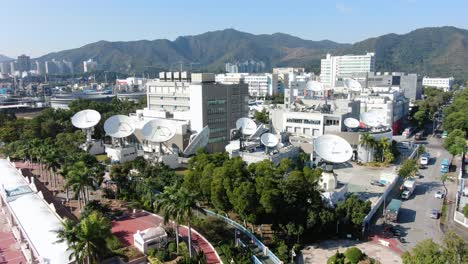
top-left (204, 209), bottom-right (282, 264)
top-left (238, 239), bottom-right (263, 264)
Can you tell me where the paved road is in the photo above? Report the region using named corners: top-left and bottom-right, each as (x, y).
top-left (397, 136), bottom-right (448, 250)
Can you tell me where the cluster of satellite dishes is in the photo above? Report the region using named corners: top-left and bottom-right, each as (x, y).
top-left (226, 117), bottom-right (280, 155)
top-left (71, 109), bottom-right (105, 154)
top-left (72, 109), bottom-right (210, 167)
top-left (343, 112), bottom-right (387, 132)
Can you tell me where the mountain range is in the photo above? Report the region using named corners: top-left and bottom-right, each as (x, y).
top-left (37, 26), bottom-right (468, 79)
top-left (0, 55), bottom-right (12, 62)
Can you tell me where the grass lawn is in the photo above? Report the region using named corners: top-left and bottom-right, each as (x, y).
top-left (96, 154), bottom-right (109, 162)
top-left (175, 169), bottom-right (190, 176)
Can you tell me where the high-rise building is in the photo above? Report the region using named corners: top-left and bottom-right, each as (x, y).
top-left (225, 60), bottom-right (266, 73)
top-left (422, 77), bottom-right (454, 92)
top-left (17, 55), bottom-right (31, 72)
top-left (0, 62), bottom-right (11, 74)
top-left (83, 59), bottom-right (98, 72)
top-left (146, 72), bottom-right (249, 152)
top-left (215, 73), bottom-right (279, 97)
top-left (320, 53), bottom-right (375, 88)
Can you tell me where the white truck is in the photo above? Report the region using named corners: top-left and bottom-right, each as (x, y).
top-left (401, 179), bottom-right (417, 199)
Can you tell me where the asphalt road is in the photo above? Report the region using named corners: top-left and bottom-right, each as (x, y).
top-left (397, 136), bottom-right (448, 250)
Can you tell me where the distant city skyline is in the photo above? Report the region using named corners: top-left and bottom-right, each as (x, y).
top-left (1, 0), bottom-right (468, 58)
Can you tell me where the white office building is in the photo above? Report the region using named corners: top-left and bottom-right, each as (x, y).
top-left (215, 73), bottom-right (278, 97)
top-left (320, 53), bottom-right (375, 88)
top-left (422, 77), bottom-right (454, 92)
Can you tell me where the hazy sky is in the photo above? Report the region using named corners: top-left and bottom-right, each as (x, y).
top-left (1, 0), bottom-right (467, 58)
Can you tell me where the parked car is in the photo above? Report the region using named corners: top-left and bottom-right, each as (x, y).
top-left (442, 131), bottom-right (448, 138)
top-left (435, 190), bottom-right (445, 199)
top-left (431, 209), bottom-right (440, 219)
top-left (370, 180), bottom-right (385, 187)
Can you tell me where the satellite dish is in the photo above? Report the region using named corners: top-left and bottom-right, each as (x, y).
top-left (104, 115), bottom-right (135, 138)
top-left (260, 133), bottom-right (279, 148)
top-left (314, 135), bottom-right (353, 163)
top-left (369, 109), bottom-right (386, 126)
top-left (71, 109), bottom-right (101, 129)
top-left (183, 126), bottom-right (210, 156)
top-left (236, 118), bottom-right (257, 136)
top-left (306, 80), bottom-right (325, 92)
top-left (249, 124), bottom-right (268, 140)
top-left (142, 119), bottom-right (176, 143)
top-left (344, 117), bottom-right (360, 129)
top-left (360, 112), bottom-right (381, 128)
top-left (343, 78), bottom-right (362, 92)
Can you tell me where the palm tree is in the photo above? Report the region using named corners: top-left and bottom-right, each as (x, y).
top-left (65, 161), bottom-right (98, 210)
top-left (56, 212), bottom-right (112, 264)
top-left (154, 185), bottom-right (183, 254)
top-left (378, 137), bottom-right (391, 162)
top-left (359, 133), bottom-right (376, 162)
top-left (154, 186), bottom-right (205, 258)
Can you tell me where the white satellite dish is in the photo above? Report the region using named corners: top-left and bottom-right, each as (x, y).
top-left (260, 133), bottom-right (279, 148)
top-left (183, 126), bottom-right (210, 156)
top-left (369, 110), bottom-right (386, 126)
top-left (306, 80), bottom-right (325, 92)
top-left (343, 78), bottom-right (362, 92)
top-left (236, 118), bottom-right (257, 136)
top-left (249, 124), bottom-right (268, 140)
top-left (142, 119), bottom-right (176, 143)
top-left (360, 112), bottom-right (381, 128)
top-left (71, 109), bottom-right (101, 129)
top-left (344, 117), bottom-right (360, 129)
top-left (314, 134), bottom-right (353, 163)
top-left (104, 115), bottom-right (135, 138)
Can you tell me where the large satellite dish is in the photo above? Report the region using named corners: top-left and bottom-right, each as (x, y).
top-left (71, 109), bottom-right (101, 129)
top-left (260, 133), bottom-right (279, 148)
top-left (314, 135), bottom-right (353, 163)
top-left (360, 112), bottom-right (381, 128)
top-left (104, 115), bottom-right (135, 138)
top-left (236, 118), bottom-right (257, 136)
top-left (369, 109), bottom-right (386, 126)
top-left (344, 117), bottom-right (360, 129)
top-left (142, 119), bottom-right (176, 143)
top-left (306, 80), bottom-right (325, 92)
top-left (249, 124), bottom-right (268, 140)
top-left (343, 78), bottom-right (362, 92)
top-left (183, 126), bottom-right (210, 156)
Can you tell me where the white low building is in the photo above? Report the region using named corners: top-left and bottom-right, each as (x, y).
top-left (422, 76), bottom-right (454, 92)
top-left (134, 226), bottom-right (168, 254)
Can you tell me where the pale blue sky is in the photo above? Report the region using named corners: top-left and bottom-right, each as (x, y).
top-left (1, 0), bottom-right (467, 58)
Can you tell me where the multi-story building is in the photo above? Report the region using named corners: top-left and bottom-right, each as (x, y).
top-left (17, 54), bottom-right (31, 72)
top-left (0, 62), bottom-right (11, 74)
top-left (83, 59), bottom-right (98, 72)
top-left (145, 72), bottom-right (249, 152)
top-left (215, 73), bottom-right (279, 97)
top-left (271, 99), bottom-right (360, 138)
top-left (225, 60), bottom-right (266, 73)
top-left (422, 77), bottom-right (454, 92)
top-left (320, 53), bottom-right (375, 88)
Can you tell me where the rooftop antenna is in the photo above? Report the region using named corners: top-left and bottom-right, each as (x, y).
top-left (313, 134), bottom-right (353, 191)
top-left (260, 133), bottom-right (279, 154)
top-left (183, 126), bottom-right (210, 156)
top-left (344, 117), bottom-right (360, 131)
top-left (104, 115), bottom-right (135, 145)
top-left (360, 111), bottom-right (381, 129)
top-left (343, 78), bottom-right (362, 100)
top-left (71, 109), bottom-right (101, 143)
top-left (235, 117), bottom-right (257, 150)
top-left (142, 119), bottom-right (176, 157)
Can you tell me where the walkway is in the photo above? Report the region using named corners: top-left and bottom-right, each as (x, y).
top-left (0, 209), bottom-right (26, 264)
top-left (111, 211), bottom-right (220, 264)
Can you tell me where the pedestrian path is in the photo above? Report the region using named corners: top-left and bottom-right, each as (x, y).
top-left (0, 208), bottom-right (26, 264)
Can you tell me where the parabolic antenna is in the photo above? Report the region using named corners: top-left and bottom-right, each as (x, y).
top-left (71, 109), bottom-right (101, 129)
top-left (249, 124), bottom-right (268, 140)
top-left (183, 126), bottom-right (210, 156)
top-left (314, 134), bottom-right (353, 163)
top-left (306, 80), bottom-right (325, 92)
top-left (236, 118), bottom-right (257, 136)
top-left (343, 78), bottom-right (362, 92)
top-left (260, 133), bottom-right (279, 148)
top-left (344, 117), bottom-right (360, 129)
top-left (369, 109), bottom-right (386, 126)
top-left (104, 115), bottom-right (135, 138)
top-left (142, 119), bottom-right (176, 143)
top-left (360, 112), bottom-right (381, 128)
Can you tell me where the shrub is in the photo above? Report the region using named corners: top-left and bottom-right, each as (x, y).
top-left (327, 251), bottom-right (345, 264)
top-left (106, 235), bottom-right (123, 251)
top-left (344, 247), bottom-right (363, 264)
top-left (464, 204), bottom-right (468, 218)
top-left (178, 242), bottom-right (189, 257)
top-left (168, 242), bottom-right (177, 254)
top-left (155, 250), bottom-right (169, 261)
top-left (147, 248), bottom-right (157, 257)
